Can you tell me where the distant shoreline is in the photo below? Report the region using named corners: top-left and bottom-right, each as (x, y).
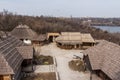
top-left (92, 26), bottom-right (120, 33)
top-left (91, 24), bottom-right (120, 27)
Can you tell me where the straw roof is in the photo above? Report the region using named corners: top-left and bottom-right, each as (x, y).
top-left (0, 36), bottom-right (24, 75)
top-left (47, 33), bottom-right (60, 36)
top-left (11, 24), bottom-right (38, 40)
top-left (61, 32), bottom-right (81, 36)
top-left (0, 31), bottom-right (6, 37)
top-left (81, 34), bottom-right (95, 43)
top-left (47, 32), bottom-right (60, 40)
top-left (16, 46), bottom-right (33, 59)
top-left (84, 40), bottom-right (120, 80)
top-left (0, 31), bottom-right (7, 41)
top-left (56, 32), bottom-right (95, 44)
top-left (32, 34), bottom-right (47, 41)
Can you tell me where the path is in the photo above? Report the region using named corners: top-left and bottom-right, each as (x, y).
top-left (34, 65), bottom-right (56, 73)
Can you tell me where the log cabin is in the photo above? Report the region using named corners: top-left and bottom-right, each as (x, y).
top-left (0, 31), bottom-right (34, 80)
top-left (83, 40), bottom-right (120, 80)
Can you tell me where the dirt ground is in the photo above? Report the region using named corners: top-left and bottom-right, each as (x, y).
top-left (35, 43), bottom-right (102, 80)
top-left (21, 72), bottom-right (56, 80)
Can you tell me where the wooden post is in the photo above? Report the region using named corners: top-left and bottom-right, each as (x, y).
top-left (74, 44), bottom-right (77, 49)
top-left (53, 36), bottom-right (55, 42)
top-left (79, 44), bottom-right (81, 49)
top-left (90, 71), bottom-right (92, 80)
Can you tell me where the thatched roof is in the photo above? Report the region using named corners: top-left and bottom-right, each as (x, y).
top-left (16, 46), bottom-right (33, 59)
top-left (47, 33), bottom-right (60, 36)
top-left (0, 31), bottom-right (6, 37)
top-left (47, 33), bottom-right (60, 39)
top-left (56, 32), bottom-right (95, 44)
top-left (81, 34), bottom-right (95, 43)
top-left (61, 32), bottom-right (81, 36)
top-left (32, 34), bottom-right (47, 41)
top-left (0, 36), bottom-right (24, 75)
top-left (84, 40), bottom-right (120, 80)
top-left (11, 24), bottom-right (38, 40)
top-left (0, 31), bottom-right (8, 41)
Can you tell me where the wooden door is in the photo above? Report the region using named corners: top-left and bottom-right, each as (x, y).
top-left (0, 75), bottom-right (3, 80)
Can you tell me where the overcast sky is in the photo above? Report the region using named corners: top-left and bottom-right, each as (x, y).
top-left (0, 0), bottom-right (120, 17)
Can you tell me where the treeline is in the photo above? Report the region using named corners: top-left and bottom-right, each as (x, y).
top-left (0, 10), bottom-right (120, 44)
top-left (73, 17), bottom-right (120, 26)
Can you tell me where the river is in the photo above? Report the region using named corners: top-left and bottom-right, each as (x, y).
top-left (93, 26), bottom-right (120, 33)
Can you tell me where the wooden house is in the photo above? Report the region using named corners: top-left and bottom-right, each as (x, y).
top-left (0, 36), bottom-right (24, 80)
top-left (16, 46), bottom-right (34, 72)
top-left (32, 34), bottom-right (47, 46)
top-left (0, 31), bottom-right (34, 80)
top-left (83, 40), bottom-right (120, 80)
top-left (11, 24), bottom-right (38, 45)
top-left (55, 32), bottom-right (95, 49)
top-left (16, 46), bottom-right (34, 66)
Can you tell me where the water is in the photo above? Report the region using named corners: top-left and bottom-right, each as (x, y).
top-left (93, 26), bottom-right (120, 33)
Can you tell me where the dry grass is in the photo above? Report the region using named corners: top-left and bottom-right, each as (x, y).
top-left (69, 60), bottom-right (85, 72)
top-left (21, 72), bottom-right (56, 80)
top-left (34, 55), bottom-right (54, 65)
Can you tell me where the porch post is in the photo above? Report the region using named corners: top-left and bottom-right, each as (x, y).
top-left (90, 71), bottom-right (92, 80)
top-left (74, 44), bottom-right (77, 49)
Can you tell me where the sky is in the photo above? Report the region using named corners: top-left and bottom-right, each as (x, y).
top-left (0, 0), bottom-right (120, 17)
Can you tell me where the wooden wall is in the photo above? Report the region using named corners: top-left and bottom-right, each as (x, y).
top-left (96, 71), bottom-right (112, 80)
top-left (0, 75), bottom-right (11, 80)
top-left (56, 42), bottom-right (94, 50)
top-left (83, 55), bottom-right (92, 71)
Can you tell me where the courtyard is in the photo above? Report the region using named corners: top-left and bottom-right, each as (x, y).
top-left (35, 43), bottom-right (101, 80)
